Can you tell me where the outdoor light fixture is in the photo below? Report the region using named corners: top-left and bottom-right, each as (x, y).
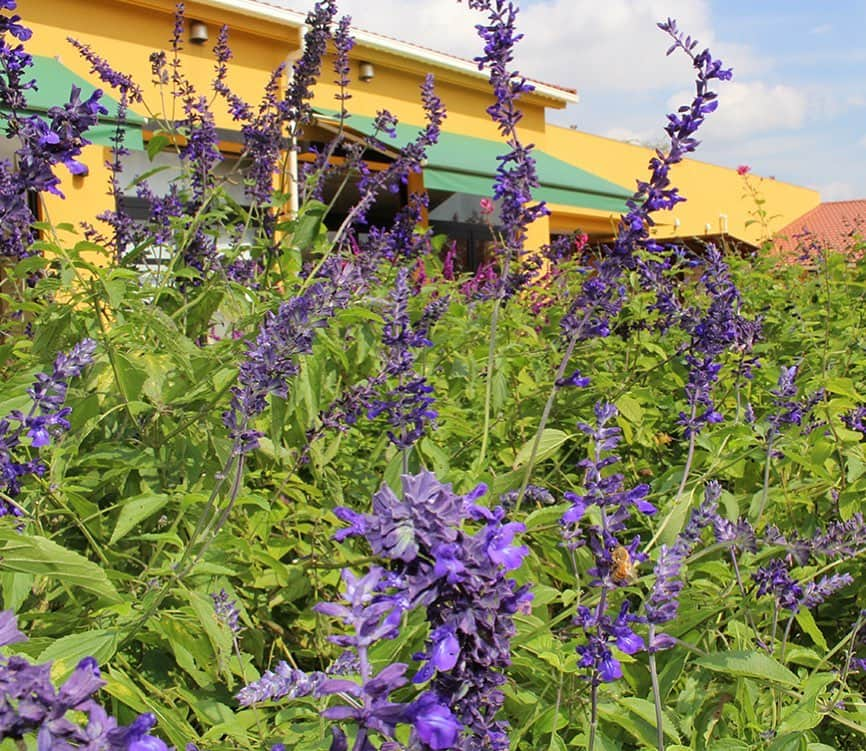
top-left (189, 20), bottom-right (209, 44)
top-left (359, 61), bottom-right (375, 82)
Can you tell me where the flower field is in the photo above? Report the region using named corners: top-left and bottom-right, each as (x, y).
top-left (1, 1), bottom-right (866, 750)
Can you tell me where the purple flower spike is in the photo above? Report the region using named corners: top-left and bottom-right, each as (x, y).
top-left (0, 609), bottom-right (25, 646)
top-left (409, 692), bottom-right (461, 750)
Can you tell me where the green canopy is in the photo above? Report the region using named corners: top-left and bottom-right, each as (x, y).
top-left (2, 55), bottom-right (145, 149)
top-left (316, 111), bottom-right (633, 214)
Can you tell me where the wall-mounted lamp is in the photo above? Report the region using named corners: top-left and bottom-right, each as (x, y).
top-left (704, 222), bottom-right (712, 234)
top-left (359, 61), bottom-right (375, 83)
top-left (719, 213), bottom-right (728, 233)
top-left (673, 217), bottom-right (681, 229)
top-left (189, 20), bottom-right (209, 45)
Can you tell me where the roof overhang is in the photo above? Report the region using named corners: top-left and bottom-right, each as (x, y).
top-left (188, 0), bottom-right (579, 107)
top-left (314, 111), bottom-right (631, 215)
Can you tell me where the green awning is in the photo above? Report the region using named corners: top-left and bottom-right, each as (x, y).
top-left (315, 111), bottom-right (633, 214)
top-left (2, 56), bottom-right (145, 150)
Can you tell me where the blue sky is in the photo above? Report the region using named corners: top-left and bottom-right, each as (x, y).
top-left (286, 0), bottom-right (866, 200)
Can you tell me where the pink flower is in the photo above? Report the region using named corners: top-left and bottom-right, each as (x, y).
top-left (479, 198), bottom-right (494, 215)
top-left (574, 232), bottom-right (589, 252)
top-left (736, 165), bottom-right (750, 176)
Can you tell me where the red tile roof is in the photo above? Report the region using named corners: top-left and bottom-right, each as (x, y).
top-left (774, 200), bottom-right (866, 255)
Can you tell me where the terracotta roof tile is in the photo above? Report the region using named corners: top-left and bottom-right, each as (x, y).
top-left (773, 200), bottom-right (866, 256)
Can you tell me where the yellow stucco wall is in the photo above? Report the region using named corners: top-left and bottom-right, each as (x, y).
top-left (312, 50), bottom-right (548, 143)
top-left (12, 0), bottom-right (821, 253)
top-left (544, 125), bottom-right (821, 247)
top-left (18, 0), bottom-right (293, 233)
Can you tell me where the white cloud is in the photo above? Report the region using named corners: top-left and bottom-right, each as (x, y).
top-left (860, 135), bottom-right (866, 148)
top-left (809, 23), bottom-right (832, 35)
top-left (275, 0), bottom-right (760, 94)
top-left (667, 80), bottom-right (808, 141)
top-left (817, 181), bottom-right (858, 201)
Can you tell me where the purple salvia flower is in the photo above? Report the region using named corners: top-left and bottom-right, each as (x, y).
top-left (645, 481), bottom-right (721, 636)
top-left (224, 273), bottom-right (364, 455)
top-left (767, 364), bottom-right (824, 437)
top-left (0, 610), bottom-right (169, 749)
top-left (562, 24), bottom-right (730, 346)
top-left (463, 0), bottom-right (547, 294)
top-left (802, 573), bottom-right (854, 610)
top-left (499, 483), bottom-right (554, 510)
top-left (1, 340), bottom-right (96, 507)
top-left (280, 0), bottom-right (336, 127)
top-left (0, 6), bottom-right (107, 259)
top-left (753, 559), bottom-right (803, 611)
top-left (67, 36), bottom-right (143, 255)
top-left (842, 406), bottom-right (866, 436)
top-left (333, 472), bottom-right (528, 751)
top-left (332, 14), bottom-right (353, 112)
top-left (0, 610), bottom-right (25, 646)
top-left (237, 662), bottom-right (327, 706)
top-left (211, 589), bottom-right (241, 634)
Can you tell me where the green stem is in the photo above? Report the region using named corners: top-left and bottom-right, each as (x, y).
top-left (587, 682), bottom-right (599, 751)
top-left (476, 249), bottom-right (511, 473)
top-left (648, 625), bottom-right (665, 751)
top-left (514, 328), bottom-right (581, 514)
top-left (645, 405), bottom-right (697, 552)
top-left (755, 433), bottom-right (775, 524)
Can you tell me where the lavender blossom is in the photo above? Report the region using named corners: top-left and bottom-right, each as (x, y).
top-left (463, 0), bottom-right (547, 289)
top-left (211, 588), bottom-right (241, 634)
top-left (562, 23), bottom-right (731, 345)
top-left (224, 274), bottom-right (363, 455)
top-left (0, 610), bottom-right (169, 750)
top-left (334, 471), bottom-right (529, 751)
top-left (1, 340), bottom-right (96, 508)
top-left (237, 663), bottom-right (326, 706)
top-left (645, 482), bottom-right (721, 636)
top-left (0, 3), bottom-right (107, 259)
top-left (768, 365), bottom-right (824, 436)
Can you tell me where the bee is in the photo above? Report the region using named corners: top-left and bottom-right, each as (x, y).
top-left (610, 545), bottom-right (638, 584)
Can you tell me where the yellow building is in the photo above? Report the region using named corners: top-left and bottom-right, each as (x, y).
top-left (14, 0), bottom-right (820, 261)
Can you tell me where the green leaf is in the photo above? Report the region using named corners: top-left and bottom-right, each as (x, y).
top-left (616, 394), bottom-right (644, 424)
top-left (695, 650), bottom-right (798, 686)
top-left (113, 353), bottom-right (147, 401)
top-left (768, 732), bottom-right (806, 751)
top-left (512, 429), bottom-right (571, 469)
top-left (619, 696), bottom-right (681, 742)
top-left (795, 608), bottom-right (828, 651)
top-left (38, 629), bottom-right (120, 682)
top-left (187, 589), bottom-right (232, 660)
top-left (0, 571), bottom-right (34, 611)
top-left (292, 200), bottom-right (327, 251)
top-left (110, 492), bottom-right (170, 544)
top-left (0, 530), bottom-right (120, 603)
top-left (146, 132), bottom-right (171, 160)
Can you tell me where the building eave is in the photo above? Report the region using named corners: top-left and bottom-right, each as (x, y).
top-left (190, 0), bottom-right (580, 107)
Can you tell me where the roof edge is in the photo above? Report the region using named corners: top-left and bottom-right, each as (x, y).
top-left (194, 0), bottom-right (579, 106)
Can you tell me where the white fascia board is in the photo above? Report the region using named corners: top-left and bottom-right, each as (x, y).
top-left (198, 0), bottom-right (579, 106)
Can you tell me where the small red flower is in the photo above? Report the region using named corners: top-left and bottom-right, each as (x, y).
top-left (736, 165), bottom-right (751, 176)
top-left (479, 198), bottom-right (494, 215)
